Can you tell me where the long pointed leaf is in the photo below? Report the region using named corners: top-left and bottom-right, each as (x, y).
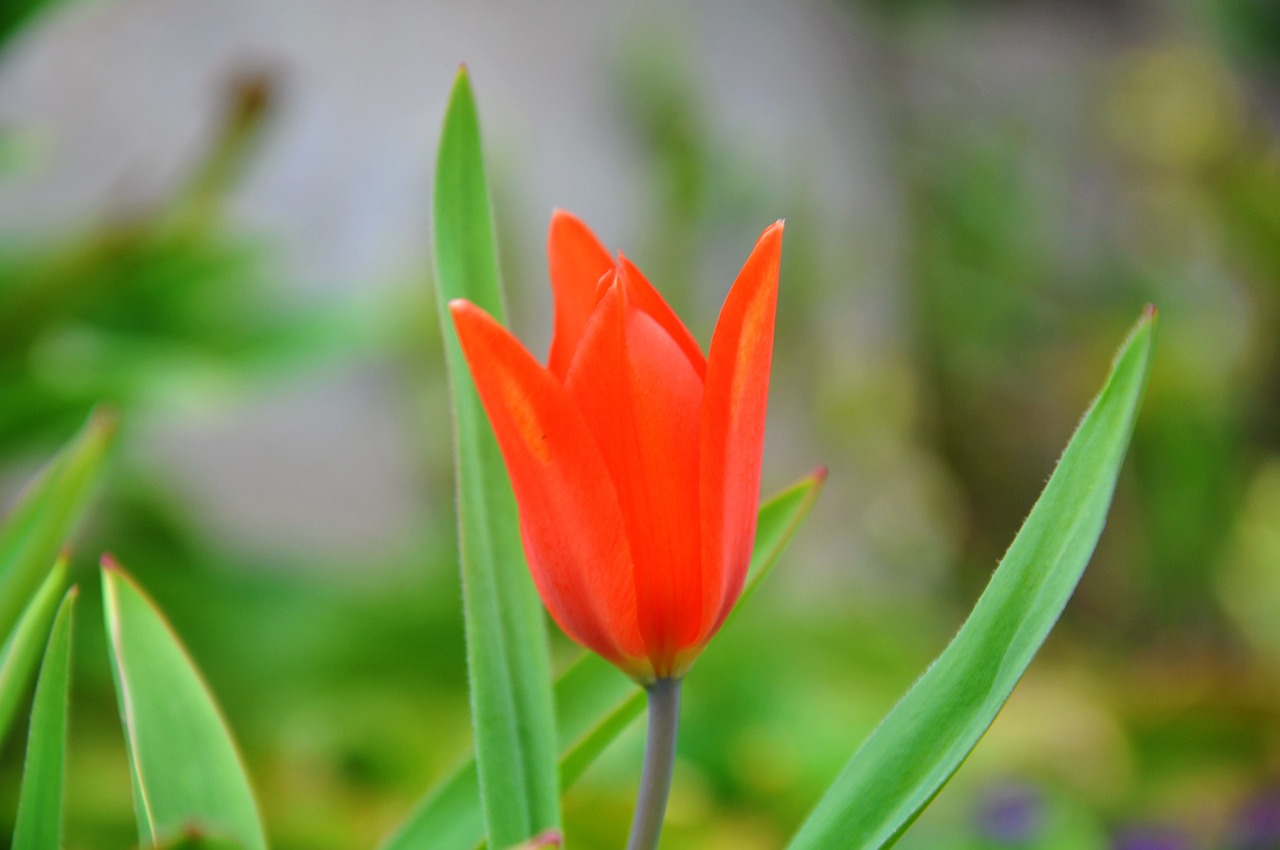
top-left (102, 559), bottom-right (267, 850)
top-left (0, 556), bottom-right (68, 748)
top-left (380, 472), bottom-right (825, 850)
top-left (11, 586), bottom-right (77, 850)
top-left (432, 66), bottom-right (560, 848)
top-left (785, 309), bottom-right (1156, 850)
top-left (0, 409), bottom-right (115, 643)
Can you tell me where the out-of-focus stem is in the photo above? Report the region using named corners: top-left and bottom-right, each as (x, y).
top-left (625, 677), bottom-right (682, 850)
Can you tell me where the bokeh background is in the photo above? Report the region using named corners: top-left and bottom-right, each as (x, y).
top-left (1, 0), bottom-right (1279, 848)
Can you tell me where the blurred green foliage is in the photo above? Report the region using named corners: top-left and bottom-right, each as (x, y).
top-left (0, 71), bottom-right (358, 452)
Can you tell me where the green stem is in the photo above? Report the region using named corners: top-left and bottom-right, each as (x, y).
top-left (625, 677), bottom-right (682, 850)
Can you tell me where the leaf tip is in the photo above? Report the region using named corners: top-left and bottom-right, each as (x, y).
top-left (509, 830), bottom-right (563, 850)
top-left (449, 64), bottom-right (475, 101)
top-left (1113, 305), bottom-right (1158, 371)
top-left (100, 553), bottom-right (120, 573)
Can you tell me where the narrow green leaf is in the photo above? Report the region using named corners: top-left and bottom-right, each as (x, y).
top-left (380, 472), bottom-right (826, 850)
top-left (0, 556), bottom-right (68, 748)
top-left (382, 761), bottom-right (481, 850)
top-left (786, 309), bottom-right (1157, 850)
top-left (11, 586), bottom-right (77, 850)
top-left (554, 658), bottom-right (643, 791)
top-left (0, 409), bottom-right (115, 644)
top-left (432, 66), bottom-right (560, 848)
top-left (102, 559), bottom-right (267, 850)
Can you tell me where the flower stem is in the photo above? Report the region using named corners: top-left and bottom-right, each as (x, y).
top-left (625, 677), bottom-right (682, 850)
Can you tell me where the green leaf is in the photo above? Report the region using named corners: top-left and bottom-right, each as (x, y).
top-left (0, 556), bottom-right (69, 749)
top-left (431, 66), bottom-right (560, 848)
top-left (0, 409), bottom-right (115, 644)
top-left (785, 309), bottom-right (1157, 850)
top-left (11, 587), bottom-right (76, 850)
top-left (380, 472), bottom-right (826, 850)
top-left (102, 559), bottom-right (267, 850)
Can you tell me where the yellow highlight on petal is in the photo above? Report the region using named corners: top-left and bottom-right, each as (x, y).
top-left (497, 370), bottom-right (552, 465)
top-left (730, 267), bottom-right (775, 412)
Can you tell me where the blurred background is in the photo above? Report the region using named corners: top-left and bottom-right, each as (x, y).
top-left (1, 0), bottom-right (1279, 848)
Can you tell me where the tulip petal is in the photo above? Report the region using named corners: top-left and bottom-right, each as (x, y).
top-left (698, 221), bottom-right (783, 641)
top-left (450, 300), bottom-right (645, 672)
top-left (565, 283), bottom-right (704, 677)
top-left (547, 210), bottom-right (615, 379)
top-left (616, 256), bottom-right (707, 380)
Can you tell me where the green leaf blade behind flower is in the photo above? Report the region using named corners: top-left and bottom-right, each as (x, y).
top-left (785, 309), bottom-right (1157, 850)
top-left (11, 587), bottom-right (76, 850)
top-left (557, 469), bottom-right (828, 790)
top-left (102, 560), bottom-right (267, 850)
top-left (379, 472), bottom-right (825, 850)
top-left (0, 557), bottom-right (68, 749)
top-left (431, 66), bottom-right (561, 848)
top-left (0, 409), bottom-right (115, 647)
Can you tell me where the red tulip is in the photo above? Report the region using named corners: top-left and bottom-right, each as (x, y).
top-left (450, 211), bottom-right (783, 683)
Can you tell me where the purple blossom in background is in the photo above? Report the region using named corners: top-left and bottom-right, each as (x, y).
top-left (1231, 787), bottom-right (1280, 849)
top-left (978, 783), bottom-right (1045, 845)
